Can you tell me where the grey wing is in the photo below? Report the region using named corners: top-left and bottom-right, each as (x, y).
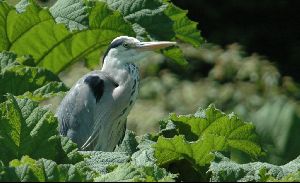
top-left (56, 73), bottom-right (105, 149)
top-left (116, 119), bottom-right (127, 147)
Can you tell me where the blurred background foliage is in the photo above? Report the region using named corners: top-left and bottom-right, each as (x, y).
top-left (7, 0), bottom-right (300, 166)
top-left (172, 0), bottom-right (300, 82)
top-left (132, 43), bottom-right (300, 166)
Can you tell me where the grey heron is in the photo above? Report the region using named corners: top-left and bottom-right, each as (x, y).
top-left (56, 36), bottom-right (176, 151)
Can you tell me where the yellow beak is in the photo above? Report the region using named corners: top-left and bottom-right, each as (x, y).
top-left (135, 41), bottom-right (177, 51)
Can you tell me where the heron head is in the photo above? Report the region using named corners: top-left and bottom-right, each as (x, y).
top-left (102, 36), bottom-right (176, 66)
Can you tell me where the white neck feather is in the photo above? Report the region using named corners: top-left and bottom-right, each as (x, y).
top-left (101, 57), bottom-right (137, 86)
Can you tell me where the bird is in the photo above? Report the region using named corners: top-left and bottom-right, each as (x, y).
top-left (56, 36), bottom-right (176, 151)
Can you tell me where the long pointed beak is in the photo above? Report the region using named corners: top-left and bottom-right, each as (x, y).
top-left (135, 41), bottom-right (177, 51)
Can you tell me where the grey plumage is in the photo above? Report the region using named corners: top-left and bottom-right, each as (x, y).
top-left (57, 68), bottom-right (138, 151)
top-left (56, 36), bottom-right (176, 151)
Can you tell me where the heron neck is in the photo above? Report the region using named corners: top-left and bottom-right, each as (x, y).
top-left (101, 59), bottom-right (138, 85)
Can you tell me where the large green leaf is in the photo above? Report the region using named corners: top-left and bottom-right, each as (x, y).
top-left (0, 0), bottom-right (134, 73)
top-left (0, 95), bottom-right (81, 165)
top-left (155, 135), bottom-right (224, 167)
top-left (154, 105), bottom-right (263, 168)
top-left (7, 0), bottom-right (52, 47)
top-left (0, 51), bottom-right (67, 102)
top-left (1, 0), bottom-right (204, 72)
top-left (0, 95), bottom-right (59, 164)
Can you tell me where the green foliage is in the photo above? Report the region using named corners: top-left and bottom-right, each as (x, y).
top-left (80, 151), bottom-right (130, 174)
top-left (102, 0), bottom-right (204, 66)
top-left (0, 0), bottom-right (203, 73)
top-left (131, 134), bottom-right (157, 167)
top-left (77, 108), bottom-right (265, 182)
top-left (1, 0), bottom-right (300, 182)
top-left (0, 95), bottom-right (59, 164)
top-left (136, 43), bottom-right (300, 165)
top-left (163, 0), bottom-right (204, 47)
top-left (0, 156), bottom-right (93, 181)
top-left (0, 0), bottom-right (204, 181)
top-left (79, 131), bottom-right (176, 182)
top-left (0, 94), bottom-right (90, 182)
top-left (272, 171), bottom-right (300, 182)
top-left (0, 95), bottom-right (81, 165)
top-left (0, 94), bottom-right (298, 182)
top-left (0, 0), bottom-right (134, 73)
top-left (104, 0), bottom-right (172, 39)
top-left (95, 163), bottom-right (176, 182)
top-left (50, 0), bottom-right (88, 31)
top-left (114, 130), bottom-right (139, 155)
top-left (195, 45), bottom-right (300, 165)
top-left (155, 105), bottom-right (263, 168)
top-left (0, 51), bottom-right (67, 102)
top-left (209, 153), bottom-right (300, 182)
top-left (252, 96), bottom-right (300, 164)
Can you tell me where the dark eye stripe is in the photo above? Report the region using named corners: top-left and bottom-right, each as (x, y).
top-left (110, 38), bottom-right (127, 48)
top-left (102, 38), bottom-right (128, 63)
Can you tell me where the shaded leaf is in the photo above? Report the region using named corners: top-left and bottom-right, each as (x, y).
top-left (251, 96), bottom-right (300, 164)
top-left (0, 95), bottom-right (60, 164)
top-left (80, 151), bottom-right (130, 174)
top-left (0, 156), bottom-right (93, 182)
top-left (0, 96), bottom-right (81, 165)
top-left (209, 152), bottom-right (300, 182)
top-left (162, 47), bottom-right (188, 66)
top-left (104, 0), bottom-right (171, 39)
top-left (59, 136), bottom-right (84, 164)
top-left (83, 1), bottom-right (135, 68)
top-left (0, 51), bottom-right (67, 102)
top-left (163, 1), bottom-right (204, 47)
top-left (103, 0), bottom-right (201, 65)
top-left (131, 134), bottom-right (157, 167)
top-left (0, 1), bottom-right (11, 50)
top-left (114, 130), bottom-right (139, 156)
top-left (95, 163), bottom-right (176, 182)
top-left (20, 82), bottom-right (67, 101)
top-left (50, 0), bottom-right (88, 31)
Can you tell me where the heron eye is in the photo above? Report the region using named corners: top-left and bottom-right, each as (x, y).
top-left (123, 43), bottom-right (130, 48)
